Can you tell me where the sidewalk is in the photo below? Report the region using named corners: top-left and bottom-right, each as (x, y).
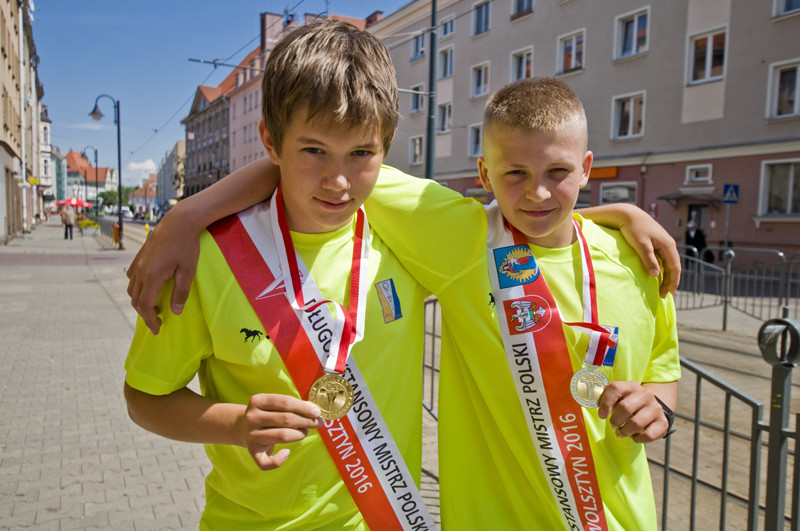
top-left (0, 218), bottom-right (783, 529)
top-left (1, 219), bottom-right (209, 529)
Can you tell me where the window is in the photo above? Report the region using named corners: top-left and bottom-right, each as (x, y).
top-left (613, 92), bottom-right (645, 139)
top-left (410, 84), bottom-right (425, 114)
top-left (686, 164), bottom-right (713, 184)
top-left (469, 124), bottom-right (483, 157)
top-left (690, 29), bottom-right (727, 83)
top-left (600, 182), bottom-right (638, 204)
top-left (511, 47), bottom-right (533, 81)
top-left (472, 63), bottom-right (490, 97)
top-left (769, 60), bottom-right (799, 118)
top-left (474, 2), bottom-right (491, 36)
top-left (438, 103), bottom-right (453, 133)
top-left (558, 31), bottom-right (585, 73)
top-left (440, 47), bottom-right (454, 79)
top-left (410, 136), bottom-right (424, 165)
top-left (616, 8), bottom-right (648, 59)
top-left (512, 0), bottom-right (533, 18)
top-left (411, 33), bottom-right (425, 61)
top-left (776, 0), bottom-right (800, 17)
top-left (441, 16), bottom-right (455, 38)
top-left (761, 160), bottom-right (800, 215)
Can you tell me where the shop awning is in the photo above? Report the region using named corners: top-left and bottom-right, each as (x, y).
top-left (657, 192), bottom-right (721, 209)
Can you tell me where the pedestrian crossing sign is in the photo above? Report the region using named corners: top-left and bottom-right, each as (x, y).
top-left (723, 184), bottom-right (739, 204)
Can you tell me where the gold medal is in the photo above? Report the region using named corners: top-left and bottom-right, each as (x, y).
top-left (570, 366), bottom-right (609, 408)
top-left (308, 373), bottom-right (355, 420)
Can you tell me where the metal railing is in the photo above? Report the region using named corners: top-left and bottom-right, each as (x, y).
top-left (676, 246), bottom-right (800, 329)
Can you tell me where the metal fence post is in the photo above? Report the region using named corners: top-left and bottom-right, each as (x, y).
top-left (722, 250), bottom-right (734, 331)
top-left (758, 318), bottom-right (800, 530)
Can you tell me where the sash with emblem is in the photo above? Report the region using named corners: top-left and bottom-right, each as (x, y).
top-left (209, 188), bottom-right (435, 531)
top-left (487, 209), bottom-right (611, 531)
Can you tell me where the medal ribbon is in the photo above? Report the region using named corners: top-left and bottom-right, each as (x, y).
top-left (487, 209), bottom-right (608, 531)
top-left (271, 185), bottom-right (366, 374)
top-left (210, 203), bottom-right (435, 530)
top-left (563, 219), bottom-right (619, 368)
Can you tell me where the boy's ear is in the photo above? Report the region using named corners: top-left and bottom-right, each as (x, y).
top-left (259, 119), bottom-right (279, 162)
top-left (579, 150), bottom-right (593, 188)
top-left (477, 157), bottom-right (493, 193)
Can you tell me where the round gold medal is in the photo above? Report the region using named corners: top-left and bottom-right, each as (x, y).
top-left (308, 373), bottom-right (355, 420)
top-left (570, 366), bottom-right (609, 409)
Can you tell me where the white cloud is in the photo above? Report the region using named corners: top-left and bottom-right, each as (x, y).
top-left (125, 159), bottom-right (157, 187)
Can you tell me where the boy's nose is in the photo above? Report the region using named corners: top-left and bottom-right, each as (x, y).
top-left (525, 179), bottom-right (550, 201)
top-left (322, 160), bottom-right (350, 191)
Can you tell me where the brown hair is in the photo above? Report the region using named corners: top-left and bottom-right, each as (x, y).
top-left (484, 77), bottom-right (587, 147)
top-left (261, 20), bottom-right (399, 155)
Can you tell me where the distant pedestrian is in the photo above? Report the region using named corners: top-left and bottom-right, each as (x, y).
top-left (685, 220), bottom-right (707, 261)
top-left (61, 206), bottom-right (76, 240)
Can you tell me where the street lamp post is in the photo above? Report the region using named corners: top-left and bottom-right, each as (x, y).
top-left (82, 146), bottom-right (98, 217)
top-left (89, 94), bottom-right (123, 250)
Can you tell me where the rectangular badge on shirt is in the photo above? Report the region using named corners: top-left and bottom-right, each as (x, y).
top-left (375, 279), bottom-right (402, 323)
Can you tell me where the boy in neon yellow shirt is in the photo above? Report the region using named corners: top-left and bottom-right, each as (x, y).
top-left (124, 21), bottom-right (442, 529)
top-left (128, 77), bottom-right (680, 528)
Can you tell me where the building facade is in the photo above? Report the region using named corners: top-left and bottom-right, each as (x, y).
top-left (1, 0), bottom-right (42, 242)
top-left (370, 0), bottom-right (800, 255)
top-left (156, 140), bottom-right (185, 213)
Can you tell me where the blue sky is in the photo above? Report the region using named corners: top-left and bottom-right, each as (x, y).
top-left (32, 0), bottom-right (411, 186)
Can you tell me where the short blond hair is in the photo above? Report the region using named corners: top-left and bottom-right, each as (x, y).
top-left (262, 20), bottom-right (399, 155)
top-left (484, 77), bottom-right (587, 146)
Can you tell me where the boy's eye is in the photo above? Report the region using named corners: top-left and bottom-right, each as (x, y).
top-left (303, 147), bottom-right (323, 154)
top-left (352, 149), bottom-right (374, 157)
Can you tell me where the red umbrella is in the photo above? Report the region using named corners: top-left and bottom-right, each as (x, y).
top-left (56, 197), bottom-right (93, 208)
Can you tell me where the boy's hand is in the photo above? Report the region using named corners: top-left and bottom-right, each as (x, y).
top-left (620, 224), bottom-right (681, 298)
top-left (126, 210), bottom-right (201, 335)
top-left (596, 381), bottom-right (670, 443)
top-left (239, 394), bottom-right (323, 470)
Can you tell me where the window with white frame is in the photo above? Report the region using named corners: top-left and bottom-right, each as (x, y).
top-left (616, 8), bottom-right (648, 59)
top-left (600, 182), bottom-right (638, 204)
top-left (472, 63), bottom-right (490, 97)
top-left (613, 92), bottom-right (645, 139)
top-left (409, 136), bottom-right (424, 165)
top-left (474, 1), bottom-right (491, 36)
top-left (512, 0), bottom-right (533, 17)
top-left (511, 47), bottom-right (533, 81)
top-left (775, 0), bottom-right (800, 17)
top-left (411, 33), bottom-right (425, 61)
top-left (441, 16), bottom-right (455, 38)
top-left (558, 30), bottom-right (585, 73)
top-left (438, 102), bottom-right (453, 133)
top-left (685, 164), bottom-right (713, 184)
top-left (410, 84), bottom-right (425, 114)
top-left (469, 124), bottom-right (483, 157)
top-left (689, 29), bottom-right (727, 83)
top-left (761, 160), bottom-right (800, 215)
top-left (770, 59), bottom-right (799, 118)
top-left (440, 47), bottom-right (454, 79)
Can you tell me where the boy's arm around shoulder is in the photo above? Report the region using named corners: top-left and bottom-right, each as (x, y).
top-left (365, 167), bottom-right (487, 295)
top-left (127, 158), bottom-right (280, 334)
top-left (579, 203), bottom-right (680, 298)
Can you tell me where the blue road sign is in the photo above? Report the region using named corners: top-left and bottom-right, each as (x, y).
top-left (723, 184), bottom-right (739, 204)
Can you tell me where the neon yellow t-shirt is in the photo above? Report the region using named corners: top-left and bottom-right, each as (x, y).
top-left (365, 167), bottom-right (681, 530)
top-left (125, 208), bottom-right (430, 530)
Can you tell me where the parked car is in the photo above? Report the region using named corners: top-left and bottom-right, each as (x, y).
top-left (121, 206), bottom-right (134, 220)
